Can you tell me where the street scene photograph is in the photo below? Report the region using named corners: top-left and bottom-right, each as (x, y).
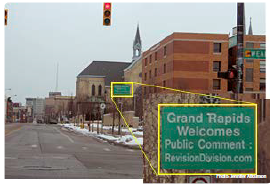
top-left (3, 1), bottom-right (270, 184)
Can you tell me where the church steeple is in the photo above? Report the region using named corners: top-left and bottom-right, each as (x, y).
top-left (248, 17), bottom-right (253, 35)
top-left (132, 24), bottom-right (142, 61)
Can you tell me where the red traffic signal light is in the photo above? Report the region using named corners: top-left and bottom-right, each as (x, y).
top-left (103, 3), bottom-right (112, 26)
top-left (217, 67), bottom-right (238, 93)
top-left (104, 3), bottom-right (111, 9)
top-left (228, 68), bottom-right (237, 79)
top-left (5, 9), bottom-right (8, 26)
top-left (217, 68), bottom-right (237, 79)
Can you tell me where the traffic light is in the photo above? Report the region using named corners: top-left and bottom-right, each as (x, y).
top-left (217, 67), bottom-right (238, 93)
top-left (103, 2), bottom-right (111, 26)
top-left (5, 9), bottom-right (8, 26)
top-left (7, 97), bottom-right (12, 102)
top-left (217, 68), bottom-right (237, 79)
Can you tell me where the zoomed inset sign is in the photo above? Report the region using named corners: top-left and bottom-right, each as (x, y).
top-left (159, 104), bottom-right (256, 170)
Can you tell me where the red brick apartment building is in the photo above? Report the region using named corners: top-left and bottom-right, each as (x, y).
top-left (142, 32), bottom-right (266, 99)
top-left (142, 32), bottom-right (229, 95)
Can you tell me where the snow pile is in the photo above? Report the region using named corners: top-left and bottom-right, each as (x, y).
top-left (59, 123), bottom-right (143, 146)
top-left (116, 135), bottom-right (143, 146)
top-left (97, 134), bottom-right (118, 141)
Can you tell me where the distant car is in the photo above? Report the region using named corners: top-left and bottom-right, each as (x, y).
top-left (49, 119), bottom-right (58, 124)
top-left (37, 119), bottom-right (43, 123)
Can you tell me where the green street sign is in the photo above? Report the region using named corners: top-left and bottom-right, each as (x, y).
top-left (160, 105), bottom-right (255, 170)
top-left (113, 84), bottom-right (131, 95)
top-left (244, 48), bottom-right (266, 59)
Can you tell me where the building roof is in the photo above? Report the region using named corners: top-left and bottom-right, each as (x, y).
top-left (77, 61), bottom-right (131, 86)
top-left (124, 55), bottom-right (142, 72)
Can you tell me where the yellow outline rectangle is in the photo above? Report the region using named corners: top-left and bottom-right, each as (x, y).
top-left (158, 103), bottom-right (257, 176)
top-left (111, 82), bottom-right (134, 98)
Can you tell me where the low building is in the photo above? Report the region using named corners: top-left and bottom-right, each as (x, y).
top-left (25, 98), bottom-right (45, 122)
top-left (12, 103), bottom-right (28, 123)
top-left (45, 92), bottom-right (75, 123)
top-left (76, 61), bottom-right (131, 123)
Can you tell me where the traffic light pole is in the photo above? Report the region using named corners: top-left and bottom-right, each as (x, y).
top-left (236, 3), bottom-right (245, 101)
top-left (235, 4), bottom-right (245, 180)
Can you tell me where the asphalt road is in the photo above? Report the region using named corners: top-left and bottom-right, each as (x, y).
top-left (5, 123), bottom-right (142, 179)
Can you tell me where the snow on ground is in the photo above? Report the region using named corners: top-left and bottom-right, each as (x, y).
top-left (59, 123), bottom-right (143, 146)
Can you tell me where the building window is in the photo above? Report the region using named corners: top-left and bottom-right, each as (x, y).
top-left (260, 61), bottom-right (266, 73)
top-left (163, 80), bottom-right (166, 87)
top-left (144, 87), bottom-right (147, 95)
top-left (245, 88), bottom-right (254, 91)
top-left (213, 43), bottom-right (221, 53)
top-left (155, 52), bottom-right (157, 61)
top-left (149, 70), bottom-right (151, 79)
top-left (145, 58), bottom-right (147, 66)
top-left (213, 61), bottom-right (221, 72)
top-left (144, 73), bottom-right (147, 81)
top-left (213, 79), bottom-right (221, 90)
top-left (246, 42), bottom-right (254, 48)
top-left (139, 72), bottom-right (142, 77)
top-left (246, 68), bottom-right (253, 82)
top-left (260, 78), bottom-right (266, 91)
top-left (98, 85), bottom-right (102, 96)
top-left (163, 64), bottom-right (166, 74)
top-left (246, 59), bottom-right (254, 63)
top-left (154, 68), bottom-right (157, 77)
top-left (154, 85), bottom-right (157, 93)
top-left (92, 84), bottom-right (95, 96)
top-left (164, 46), bottom-right (167, 56)
top-left (149, 55), bottom-right (152, 64)
top-left (260, 43), bottom-right (266, 49)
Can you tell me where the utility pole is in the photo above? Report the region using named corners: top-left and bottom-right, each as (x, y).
top-left (236, 3), bottom-right (245, 101)
top-left (118, 98), bottom-right (122, 135)
top-left (55, 62), bottom-right (59, 92)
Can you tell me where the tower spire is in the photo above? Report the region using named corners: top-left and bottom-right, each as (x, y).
top-left (132, 24), bottom-right (142, 61)
top-left (248, 17), bottom-right (253, 35)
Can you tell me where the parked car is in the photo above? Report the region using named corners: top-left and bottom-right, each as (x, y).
top-left (37, 119), bottom-right (43, 123)
top-left (49, 119), bottom-right (58, 124)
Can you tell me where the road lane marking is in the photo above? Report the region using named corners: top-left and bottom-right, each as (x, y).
top-left (57, 146), bottom-right (64, 149)
top-left (5, 126), bottom-right (22, 136)
top-left (82, 146), bottom-right (88, 150)
top-left (126, 149), bottom-right (134, 152)
top-left (53, 127), bottom-right (74, 143)
top-left (5, 157), bottom-right (17, 159)
top-left (31, 144), bottom-right (37, 148)
top-left (103, 148), bottom-right (110, 151)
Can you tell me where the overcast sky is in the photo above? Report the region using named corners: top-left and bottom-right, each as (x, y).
top-left (4, 3), bottom-right (265, 104)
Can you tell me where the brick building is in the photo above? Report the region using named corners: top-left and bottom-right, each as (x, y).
top-left (229, 35), bottom-right (266, 93)
top-left (142, 30), bottom-right (265, 99)
top-left (142, 32), bottom-right (229, 95)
